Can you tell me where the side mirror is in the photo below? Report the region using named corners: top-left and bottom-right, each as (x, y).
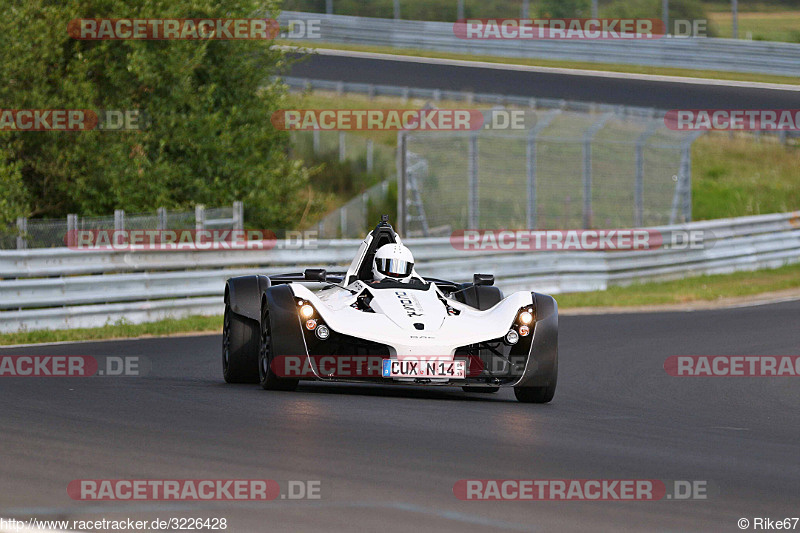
top-left (304, 268), bottom-right (327, 282)
top-left (473, 273), bottom-right (494, 286)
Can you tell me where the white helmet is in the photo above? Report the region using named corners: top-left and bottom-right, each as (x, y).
top-left (372, 243), bottom-right (415, 282)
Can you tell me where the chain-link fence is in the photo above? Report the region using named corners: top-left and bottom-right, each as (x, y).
top-left (398, 111), bottom-right (703, 236)
top-left (5, 203), bottom-right (243, 250)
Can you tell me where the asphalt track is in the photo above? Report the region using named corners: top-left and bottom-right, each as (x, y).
top-left (1, 299), bottom-right (799, 532)
top-left (287, 53), bottom-right (800, 109)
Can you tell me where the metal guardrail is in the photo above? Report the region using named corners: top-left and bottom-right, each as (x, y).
top-left (1, 212), bottom-right (799, 333)
top-left (278, 11), bottom-right (800, 77)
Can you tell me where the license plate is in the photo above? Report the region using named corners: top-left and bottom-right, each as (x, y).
top-left (382, 359), bottom-right (466, 379)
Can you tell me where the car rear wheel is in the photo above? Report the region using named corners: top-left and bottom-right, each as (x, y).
top-left (258, 301), bottom-right (299, 391)
top-left (222, 304), bottom-right (260, 384)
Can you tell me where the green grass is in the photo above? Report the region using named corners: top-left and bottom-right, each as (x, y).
top-left (281, 41), bottom-right (800, 86)
top-left (556, 261), bottom-right (800, 307)
top-left (708, 10), bottom-right (800, 42)
top-left (0, 315), bottom-right (221, 346)
top-left (692, 133), bottom-right (800, 220)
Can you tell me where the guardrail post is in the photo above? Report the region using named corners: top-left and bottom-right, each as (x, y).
top-left (468, 132), bottom-right (479, 228)
top-left (339, 132), bottom-right (346, 162)
top-left (326, 0), bottom-right (333, 15)
top-left (66, 214), bottom-right (78, 248)
top-left (114, 209), bottom-right (125, 231)
top-left (366, 139), bottom-right (374, 173)
top-left (195, 205), bottom-right (205, 230)
top-left (396, 132), bottom-right (408, 237)
top-left (458, 0), bottom-right (465, 19)
top-left (663, 0), bottom-right (669, 35)
top-left (157, 207), bottom-right (167, 231)
top-left (521, 0), bottom-right (529, 18)
top-left (313, 130), bottom-right (320, 154)
top-left (233, 201), bottom-right (244, 230)
top-left (16, 216), bottom-right (27, 250)
top-left (393, 0), bottom-right (400, 20)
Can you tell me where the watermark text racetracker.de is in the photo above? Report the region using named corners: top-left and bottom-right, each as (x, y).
top-left (0, 356), bottom-right (149, 377)
top-left (665, 109), bottom-right (800, 131)
top-left (453, 479), bottom-right (709, 500)
top-left (665, 356), bottom-right (800, 377)
top-left (271, 108), bottom-right (535, 131)
top-left (0, 109), bottom-right (147, 131)
top-left (64, 229), bottom-right (319, 251)
top-left (453, 18), bottom-right (666, 39)
top-left (4, 517), bottom-right (228, 531)
top-left (68, 18), bottom-right (322, 40)
top-left (68, 479), bottom-right (322, 501)
top-left (450, 229), bottom-right (711, 251)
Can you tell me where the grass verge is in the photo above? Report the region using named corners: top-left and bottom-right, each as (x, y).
top-left (2, 263), bottom-right (800, 345)
top-left (556, 261), bottom-right (800, 308)
top-left (281, 40), bottom-right (800, 86)
top-left (0, 315), bottom-right (221, 347)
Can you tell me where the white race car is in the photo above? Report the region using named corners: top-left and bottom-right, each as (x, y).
top-left (222, 217), bottom-right (558, 403)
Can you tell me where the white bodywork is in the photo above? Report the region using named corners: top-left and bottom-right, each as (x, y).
top-left (289, 231), bottom-right (533, 358)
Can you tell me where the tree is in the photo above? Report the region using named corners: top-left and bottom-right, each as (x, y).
top-left (0, 0), bottom-right (312, 229)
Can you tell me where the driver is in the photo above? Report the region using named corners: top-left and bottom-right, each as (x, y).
top-left (372, 243), bottom-right (415, 283)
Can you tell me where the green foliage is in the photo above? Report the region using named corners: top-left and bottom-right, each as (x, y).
top-left (538, 0), bottom-right (591, 18)
top-left (0, 0), bottom-right (310, 229)
top-left (0, 144), bottom-right (28, 229)
top-left (603, 0), bottom-right (716, 36)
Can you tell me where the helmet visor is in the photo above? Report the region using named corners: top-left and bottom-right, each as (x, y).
top-left (375, 257), bottom-right (413, 278)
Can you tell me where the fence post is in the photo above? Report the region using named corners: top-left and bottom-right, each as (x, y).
top-left (458, 0), bottom-right (465, 19)
top-left (468, 132), bottom-right (479, 228)
top-left (634, 120), bottom-right (661, 227)
top-left (396, 132), bottom-right (408, 237)
top-left (393, 0), bottom-right (400, 19)
top-left (313, 130), bottom-right (320, 154)
top-left (521, 0), bottom-right (529, 18)
top-left (195, 205), bottom-right (205, 230)
top-left (366, 139), bottom-right (374, 173)
top-left (339, 132), bottom-right (346, 162)
top-left (526, 131), bottom-right (537, 229)
top-left (16, 216), bottom-right (27, 250)
top-left (233, 201), bottom-right (244, 230)
top-left (526, 110), bottom-right (560, 229)
top-left (326, 0), bottom-right (333, 15)
top-left (66, 214), bottom-right (78, 248)
top-left (157, 207), bottom-right (167, 231)
top-left (582, 113), bottom-right (613, 229)
top-left (114, 209), bottom-right (125, 231)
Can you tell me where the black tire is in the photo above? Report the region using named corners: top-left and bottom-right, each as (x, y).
top-left (462, 386), bottom-right (500, 393)
top-left (222, 304), bottom-right (260, 384)
top-left (258, 300), bottom-right (299, 391)
top-left (514, 358), bottom-right (557, 404)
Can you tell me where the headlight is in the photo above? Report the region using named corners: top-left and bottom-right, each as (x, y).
top-left (316, 325), bottom-right (330, 340)
top-left (518, 310), bottom-right (533, 325)
top-left (505, 329), bottom-right (519, 345)
top-left (300, 304), bottom-right (314, 318)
